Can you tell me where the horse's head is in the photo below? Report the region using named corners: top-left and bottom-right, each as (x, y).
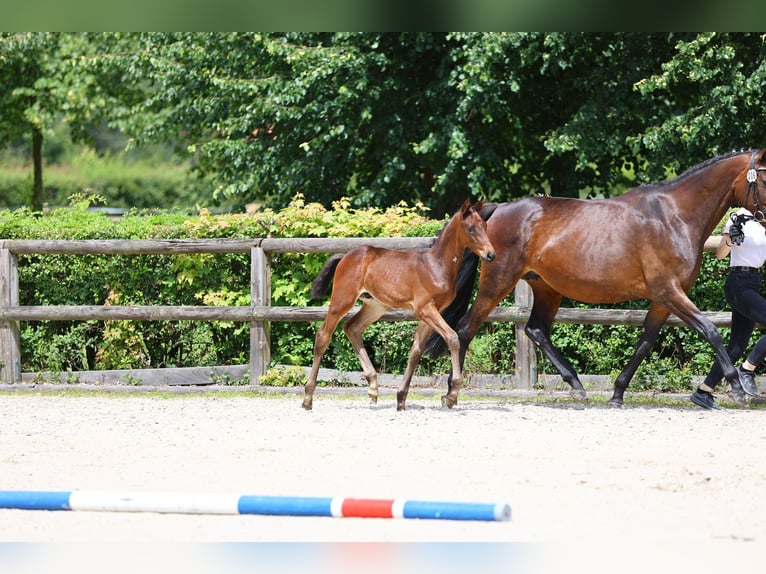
top-left (459, 199), bottom-right (496, 263)
top-left (733, 148), bottom-right (766, 219)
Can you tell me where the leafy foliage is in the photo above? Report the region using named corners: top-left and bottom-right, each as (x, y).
top-left (4, 33), bottom-right (766, 217)
top-left (8, 33), bottom-right (765, 216)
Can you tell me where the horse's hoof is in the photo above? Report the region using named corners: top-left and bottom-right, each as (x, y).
top-left (369, 396), bottom-right (378, 405)
top-left (301, 401), bottom-right (313, 411)
top-left (397, 403), bottom-right (406, 411)
top-left (570, 389), bottom-right (588, 402)
top-left (728, 389), bottom-right (749, 407)
top-left (607, 399), bottom-right (624, 409)
top-left (441, 395), bottom-right (457, 409)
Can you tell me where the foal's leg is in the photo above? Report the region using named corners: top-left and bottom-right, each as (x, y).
top-left (608, 303), bottom-right (670, 407)
top-left (416, 302), bottom-right (472, 409)
top-left (343, 299), bottom-right (388, 404)
top-left (304, 304), bottom-right (350, 410)
top-left (524, 281), bottom-right (587, 401)
top-left (396, 322), bottom-right (434, 411)
top-left (303, 279), bottom-right (362, 410)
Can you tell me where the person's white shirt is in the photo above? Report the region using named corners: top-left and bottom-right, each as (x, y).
top-left (719, 208), bottom-right (766, 268)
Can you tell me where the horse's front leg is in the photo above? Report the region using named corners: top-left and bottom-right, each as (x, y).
top-left (447, 279), bottom-right (518, 404)
top-left (442, 329), bottom-right (465, 409)
top-left (524, 282), bottom-right (588, 402)
top-left (396, 322), bottom-right (433, 411)
top-left (666, 294), bottom-right (747, 406)
top-left (415, 304), bottom-right (467, 409)
top-left (608, 304), bottom-right (670, 408)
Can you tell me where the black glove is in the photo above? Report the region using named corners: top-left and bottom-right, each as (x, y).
top-left (729, 221), bottom-right (745, 245)
top-left (729, 213), bottom-right (752, 246)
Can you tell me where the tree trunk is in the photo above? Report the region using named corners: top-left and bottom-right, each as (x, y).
top-left (32, 126), bottom-right (43, 212)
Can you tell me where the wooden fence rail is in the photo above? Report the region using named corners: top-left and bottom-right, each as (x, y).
top-left (0, 236), bottom-right (726, 387)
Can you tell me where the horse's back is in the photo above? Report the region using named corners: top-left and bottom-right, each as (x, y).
top-left (486, 195), bottom-right (698, 303)
top-left (338, 244), bottom-right (428, 289)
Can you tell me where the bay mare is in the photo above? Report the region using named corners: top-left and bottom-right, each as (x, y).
top-left (427, 148), bottom-right (766, 408)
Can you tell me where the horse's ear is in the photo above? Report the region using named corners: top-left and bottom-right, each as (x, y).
top-left (759, 148), bottom-right (766, 166)
top-left (473, 199), bottom-right (484, 212)
top-left (460, 199), bottom-right (472, 215)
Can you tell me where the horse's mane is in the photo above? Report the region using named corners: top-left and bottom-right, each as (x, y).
top-left (643, 149), bottom-right (757, 189)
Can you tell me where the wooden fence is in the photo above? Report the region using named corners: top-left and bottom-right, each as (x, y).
top-left (0, 236), bottom-right (727, 388)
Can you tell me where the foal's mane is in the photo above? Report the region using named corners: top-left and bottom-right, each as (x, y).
top-left (431, 201), bottom-right (497, 241)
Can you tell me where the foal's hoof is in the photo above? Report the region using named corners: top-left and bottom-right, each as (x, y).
top-left (607, 399), bottom-right (624, 409)
top-left (570, 389), bottom-right (588, 402)
top-left (441, 394), bottom-right (457, 409)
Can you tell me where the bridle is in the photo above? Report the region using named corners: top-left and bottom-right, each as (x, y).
top-left (744, 151), bottom-right (766, 221)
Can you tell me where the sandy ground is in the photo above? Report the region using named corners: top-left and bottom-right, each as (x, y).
top-left (1, 388), bottom-right (766, 572)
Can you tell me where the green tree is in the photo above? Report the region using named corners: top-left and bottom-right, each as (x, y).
top-left (0, 33), bottom-right (143, 211)
top-left (634, 32), bottom-right (766, 178)
top-left (71, 33), bottom-right (465, 212)
top-left (444, 33), bottom-right (687, 199)
top-left (6, 33), bottom-right (766, 214)
top-left (0, 33), bottom-right (59, 211)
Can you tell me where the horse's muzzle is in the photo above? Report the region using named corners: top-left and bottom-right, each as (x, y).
top-left (483, 251), bottom-right (496, 263)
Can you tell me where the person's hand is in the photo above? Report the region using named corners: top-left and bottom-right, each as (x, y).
top-left (730, 221), bottom-right (745, 245)
top-left (729, 212), bottom-right (751, 245)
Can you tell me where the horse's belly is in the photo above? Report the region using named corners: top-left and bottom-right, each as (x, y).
top-left (540, 272), bottom-right (648, 304)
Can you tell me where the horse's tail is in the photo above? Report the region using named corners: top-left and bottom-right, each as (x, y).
top-left (423, 201), bottom-right (500, 358)
top-left (310, 254), bottom-right (344, 299)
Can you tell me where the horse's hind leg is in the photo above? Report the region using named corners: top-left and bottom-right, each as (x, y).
top-left (608, 303), bottom-right (670, 408)
top-left (343, 299), bottom-right (388, 404)
top-left (525, 281), bottom-right (587, 402)
top-left (304, 305), bottom-right (349, 410)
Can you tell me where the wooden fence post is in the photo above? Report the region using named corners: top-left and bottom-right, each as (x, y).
top-left (514, 279), bottom-right (536, 389)
top-left (250, 246), bottom-right (271, 385)
top-left (0, 248), bottom-right (21, 383)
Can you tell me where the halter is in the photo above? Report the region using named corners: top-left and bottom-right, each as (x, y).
top-left (744, 151), bottom-right (766, 221)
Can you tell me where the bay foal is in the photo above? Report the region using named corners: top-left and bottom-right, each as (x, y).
top-left (302, 199), bottom-right (495, 411)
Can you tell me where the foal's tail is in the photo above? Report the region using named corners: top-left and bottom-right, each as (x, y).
top-left (423, 201), bottom-right (500, 358)
top-left (310, 254), bottom-right (344, 299)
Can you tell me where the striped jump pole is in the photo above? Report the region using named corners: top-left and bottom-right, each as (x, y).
top-left (0, 490), bottom-right (511, 522)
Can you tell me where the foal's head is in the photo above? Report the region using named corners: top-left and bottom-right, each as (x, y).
top-left (456, 199), bottom-right (496, 263)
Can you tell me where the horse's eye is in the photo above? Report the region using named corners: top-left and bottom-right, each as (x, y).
top-left (467, 225), bottom-right (475, 233)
